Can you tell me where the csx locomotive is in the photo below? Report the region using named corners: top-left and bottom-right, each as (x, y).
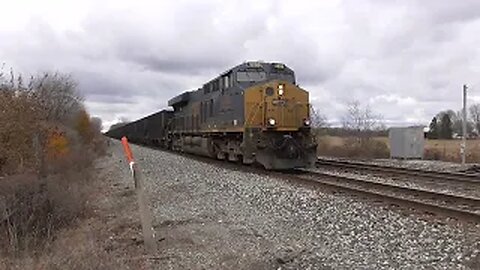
top-left (106, 61), bottom-right (317, 169)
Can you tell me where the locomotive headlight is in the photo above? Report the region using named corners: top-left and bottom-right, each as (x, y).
top-left (268, 118), bottom-right (276, 126)
top-left (278, 84), bottom-right (284, 96)
top-left (304, 118), bottom-right (311, 126)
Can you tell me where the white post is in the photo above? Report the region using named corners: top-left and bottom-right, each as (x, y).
top-left (121, 137), bottom-right (156, 257)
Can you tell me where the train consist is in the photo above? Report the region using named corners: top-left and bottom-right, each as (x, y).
top-left (106, 61), bottom-right (317, 169)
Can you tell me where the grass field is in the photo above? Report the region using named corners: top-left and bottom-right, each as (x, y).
top-left (317, 135), bottom-right (480, 163)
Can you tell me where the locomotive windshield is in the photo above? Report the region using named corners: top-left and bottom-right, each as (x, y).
top-left (271, 66), bottom-right (296, 83)
top-left (236, 70), bottom-right (267, 82)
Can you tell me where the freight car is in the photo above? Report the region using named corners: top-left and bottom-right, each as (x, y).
top-left (106, 61), bottom-right (317, 169)
top-left (106, 109), bottom-right (173, 147)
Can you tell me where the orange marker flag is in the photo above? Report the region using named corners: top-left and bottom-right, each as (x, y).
top-left (121, 136), bottom-right (134, 164)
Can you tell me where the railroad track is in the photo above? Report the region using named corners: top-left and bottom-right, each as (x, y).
top-left (293, 169), bottom-right (480, 223)
top-left (316, 158), bottom-right (480, 184)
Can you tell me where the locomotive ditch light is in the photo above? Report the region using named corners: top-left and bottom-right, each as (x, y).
top-left (268, 118), bottom-right (276, 126)
top-left (278, 84), bottom-right (285, 96)
top-left (273, 63), bottom-right (285, 69)
top-left (303, 118), bottom-right (311, 126)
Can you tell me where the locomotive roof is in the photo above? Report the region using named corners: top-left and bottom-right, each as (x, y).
top-left (168, 61), bottom-right (294, 107)
top-left (221, 61), bottom-right (294, 75)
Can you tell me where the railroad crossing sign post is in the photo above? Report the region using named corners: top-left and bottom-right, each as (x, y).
top-left (121, 137), bottom-right (157, 256)
top-left (461, 84), bottom-right (468, 166)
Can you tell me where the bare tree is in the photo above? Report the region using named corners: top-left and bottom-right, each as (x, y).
top-left (0, 89), bottom-right (39, 172)
top-left (333, 100), bottom-right (389, 158)
top-left (0, 63), bottom-right (6, 90)
top-left (90, 117), bottom-right (103, 133)
top-left (30, 72), bottom-right (84, 124)
top-left (0, 70), bottom-right (86, 174)
top-left (310, 104), bottom-right (328, 128)
top-left (342, 100), bottom-right (384, 134)
top-left (470, 104), bottom-right (480, 135)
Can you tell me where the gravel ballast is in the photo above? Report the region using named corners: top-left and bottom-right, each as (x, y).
top-left (111, 140), bottom-right (480, 269)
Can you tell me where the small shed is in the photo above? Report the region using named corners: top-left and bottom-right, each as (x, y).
top-left (389, 126), bottom-right (425, 159)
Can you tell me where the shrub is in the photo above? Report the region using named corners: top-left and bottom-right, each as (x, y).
top-left (424, 148), bottom-right (444, 161)
top-left (0, 162), bottom-right (93, 256)
top-left (0, 68), bottom-right (106, 261)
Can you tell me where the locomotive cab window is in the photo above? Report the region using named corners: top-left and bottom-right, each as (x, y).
top-left (270, 67), bottom-right (296, 84)
top-left (236, 70), bottom-right (267, 82)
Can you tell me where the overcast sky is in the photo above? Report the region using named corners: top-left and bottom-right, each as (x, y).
top-left (1, 0), bottom-right (480, 129)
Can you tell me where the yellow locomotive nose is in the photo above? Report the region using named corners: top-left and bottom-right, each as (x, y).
top-left (243, 79), bottom-right (316, 169)
top-left (244, 80), bottom-right (310, 130)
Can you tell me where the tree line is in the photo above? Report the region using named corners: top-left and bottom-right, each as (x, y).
top-left (427, 105), bottom-right (480, 139)
top-left (310, 101), bottom-right (480, 141)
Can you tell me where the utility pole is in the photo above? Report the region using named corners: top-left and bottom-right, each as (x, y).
top-left (462, 84), bottom-right (468, 166)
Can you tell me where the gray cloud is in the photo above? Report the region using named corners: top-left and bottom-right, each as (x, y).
top-left (1, 0), bottom-right (479, 129)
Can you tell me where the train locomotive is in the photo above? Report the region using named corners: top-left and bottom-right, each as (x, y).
top-left (106, 61), bottom-right (317, 170)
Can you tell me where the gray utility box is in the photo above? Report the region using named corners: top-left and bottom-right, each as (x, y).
top-left (389, 127), bottom-right (425, 159)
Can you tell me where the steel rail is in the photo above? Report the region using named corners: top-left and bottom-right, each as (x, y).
top-left (296, 170), bottom-right (480, 223)
top-left (316, 158), bottom-right (480, 184)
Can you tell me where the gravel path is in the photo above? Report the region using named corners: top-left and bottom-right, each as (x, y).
top-left (111, 140), bottom-right (480, 269)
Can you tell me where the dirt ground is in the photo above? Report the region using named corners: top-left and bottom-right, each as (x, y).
top-left (18, 150), bottom-right (150, 269)
top-left (72, 150), bottom-right (152, 269)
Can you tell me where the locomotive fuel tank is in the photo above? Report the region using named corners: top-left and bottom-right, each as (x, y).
top-left (181, 136), bottom-right (216, 157)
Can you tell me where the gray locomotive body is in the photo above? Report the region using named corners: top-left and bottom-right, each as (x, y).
top-left (106, 62), bottom-right (317, 170)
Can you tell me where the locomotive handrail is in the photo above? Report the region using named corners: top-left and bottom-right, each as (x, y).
top-left (246, 102), bottom-right (263, 127)
top-left (293, 102), bottom-right (308, 127)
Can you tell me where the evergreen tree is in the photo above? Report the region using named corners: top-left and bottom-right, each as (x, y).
top-left (440, 113), bottom-right (453, 139)
top-left (428, 117), bottom-right (439, 139)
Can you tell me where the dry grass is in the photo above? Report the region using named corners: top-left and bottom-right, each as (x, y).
top-left (317, 135), bottom-right (480, 162)
top-left (424, 139), bottom-right (480, 163)
top-left (0, 154), bottom-right (92, 254)
top-left (317, 135), bottom-right (390, 159)
top-left (0, 150), bottom-right (119, 269)
top-left (1, 226), bottom-right (121, 270)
